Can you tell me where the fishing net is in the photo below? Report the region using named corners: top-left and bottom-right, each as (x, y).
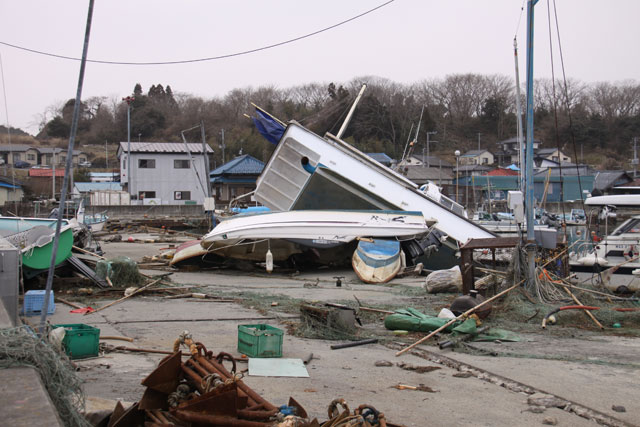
top-left (0, 326), bottom-right (89, 427)
top-left (95, 256), bottom-right (143, 286)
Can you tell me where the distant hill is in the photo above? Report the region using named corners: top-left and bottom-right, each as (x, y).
top-left (0, 125), bottom-right (30, 137)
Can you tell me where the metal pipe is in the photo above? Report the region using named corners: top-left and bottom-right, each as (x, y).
top-left (39, 0), bottom-right (95, 334)
top-left (524, 0), bottom-right (540, 284)
top-left (180, 365), bottom-right (205, 393)
top-left (330, 338), bottom-right (378, 350)
top-left (195, 354), bottom-right (275, 411)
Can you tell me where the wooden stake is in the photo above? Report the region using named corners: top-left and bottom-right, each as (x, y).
top-left (55, 297), bottom-right (84, 310)
top-left (560, 284), bottom-right (605, 329)
top-left (395, 280), bottom-right (524, 356)
top-left (86, 276), bottom-right (165, 315)
top-left (72, 245), bottom-right (106, 260)
top-left (100, 335), bottom-right (134, 342)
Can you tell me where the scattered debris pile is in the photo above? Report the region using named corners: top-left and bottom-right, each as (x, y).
top-left (107, 335), bottom-right (400, 426)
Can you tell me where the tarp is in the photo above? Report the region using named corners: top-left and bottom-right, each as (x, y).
top-left (252, 108), bottom-right (285, 145)
top-left (384, 308), bottom-right (519, 342)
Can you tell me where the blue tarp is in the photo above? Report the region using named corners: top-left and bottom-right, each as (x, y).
top-left (252, 109), bottom-right (285, 145)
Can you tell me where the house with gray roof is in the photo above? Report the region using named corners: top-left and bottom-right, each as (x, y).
top-left (0, 145), bottom-right (87, 167)
top-left (117, 141), bottom-right (213, 205)
top-left (209, 154), bottom-right (264, 205)
top-left (460, 149), bottom-right (494, 166)
top-left (592, 171), bottom-right (633, 195)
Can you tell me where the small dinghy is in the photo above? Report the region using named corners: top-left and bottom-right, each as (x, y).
top-left (352, 238), bottom-right (402, 284)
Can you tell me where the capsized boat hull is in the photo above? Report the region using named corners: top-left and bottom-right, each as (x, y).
top-left (0, 217), bottom-right (74, 271)
top-left (352, 239), bottom-right (402, 284)
top-left (202, 210), bottom-right (431, 246)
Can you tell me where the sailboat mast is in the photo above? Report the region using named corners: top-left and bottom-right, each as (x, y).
top-left (525, 0), bottom-right (539, 281)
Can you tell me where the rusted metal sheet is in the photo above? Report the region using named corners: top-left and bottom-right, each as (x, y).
top-left (141, 351), bottom-right (182, 394)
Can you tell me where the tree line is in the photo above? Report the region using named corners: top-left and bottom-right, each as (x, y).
top-left (35, 75), bottom-right (640, 169)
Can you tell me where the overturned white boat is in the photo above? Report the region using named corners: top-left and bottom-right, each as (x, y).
top-left (201, 210), bottom-right (434, 248)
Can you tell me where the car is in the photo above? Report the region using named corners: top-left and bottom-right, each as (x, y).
top-left (13, 161), bottom-right (31, 168)
top-left (78, 161), bottom-right (92, 168)
top-left (31, 164), bottom-right (51, 169)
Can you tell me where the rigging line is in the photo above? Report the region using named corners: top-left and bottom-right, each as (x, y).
top-left (551, 0), bottom-right (588, 215)
top-left (0, 0), bottom-right (396, 66)
top-left (513, 0), bottom-right (527, 39)
top-left (545, 0), bottom-right (567, 223)
top-left (0, 50), bottom-right (19, 211)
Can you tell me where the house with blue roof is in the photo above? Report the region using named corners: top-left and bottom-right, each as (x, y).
top-left (0, 176), bottom-right (23, 206)
top-left (209, 154), bottom-right (264, 205)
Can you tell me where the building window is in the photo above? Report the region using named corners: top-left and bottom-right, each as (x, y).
top-left (139, 191), bottom-right (156, 199)
top-left (482, 157), bottom-right (488, 164)
top-left (552, 156), bottom-right (558, 161)
top-left (61, 156), bottom-right (66, 162)
top-left (174, 159), bottom-right (190, 169)
top-left (139, 159), bottom-right (156, 168)
top-left (12, 153), bottom-right (20, 162)
top-left (27, 154), bottom-right (36, 161)
top-left (174, 191), bottom-right (191, 200)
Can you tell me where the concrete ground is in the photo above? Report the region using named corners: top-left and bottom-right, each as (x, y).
top-left (41, 235), bottom-right (640, 426)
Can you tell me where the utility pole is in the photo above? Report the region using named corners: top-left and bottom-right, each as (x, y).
top-left (524, 0), bottom-right (540, 285)
top-left (425, 131), bottom-right (437, 168)
top-left (477, 133), bottom-right (482, 151)
top-left (105, 140), bottom-right (108, 169)
top-left (633, 137), bottom-right (639, 178)
top-left (52, 149), bottom-right (56, 199)
top-left (123, 96), bottom-right (134, 201)
top-left (220, 128), bottom-right (226, 164)
top-left (201, 121), bottom-right (211, 197)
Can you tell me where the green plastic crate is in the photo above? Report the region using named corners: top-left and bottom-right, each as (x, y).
top-left (237, 324), bottom-right (283, 358)
top-left (53, 323), bottom-right (100, 359)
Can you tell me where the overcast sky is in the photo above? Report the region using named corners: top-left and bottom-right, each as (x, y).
top-left (1, 0), bottom-right (638, 135)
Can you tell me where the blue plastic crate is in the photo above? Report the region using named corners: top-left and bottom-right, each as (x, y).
top-left (23, 290), bottom-right (55, 316)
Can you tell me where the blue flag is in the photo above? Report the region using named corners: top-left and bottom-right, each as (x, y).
top-left (252, 109), bottom-right (285, 145)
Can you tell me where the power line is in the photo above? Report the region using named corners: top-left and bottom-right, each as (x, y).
top-left (0, 1), bottom-right (396, 66)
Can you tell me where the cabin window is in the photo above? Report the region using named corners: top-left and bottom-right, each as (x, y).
top-left (174, 191), bottom-right (191, 200)
top-left (174, 159), bottom-right (190, 169)
top-left (139, 159), bottom-right (156, 168)
top-left (139, 191), bottom-right (156, 199)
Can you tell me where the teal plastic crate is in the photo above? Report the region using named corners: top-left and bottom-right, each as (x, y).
top-left (53, 323), bottom-right (100, 359)
top-left (237, 324), bottom-right (283, 358)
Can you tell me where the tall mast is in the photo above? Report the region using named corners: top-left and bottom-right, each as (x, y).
top-left (525, 0), bottom-right (539, 282)
top-left (514, 38), bottom-right (525, 193)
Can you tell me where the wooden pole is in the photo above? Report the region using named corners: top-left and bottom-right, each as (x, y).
top-left (86, 276), bottom-right (164, 314)
top-left (559, 285), bottom-right (605, 329)
top-left (72, 245), bottom-right (106, 260)
top-left (55, 298), bottom-right (84, 310)
top-left (395, 280), bottom-right (523, 356)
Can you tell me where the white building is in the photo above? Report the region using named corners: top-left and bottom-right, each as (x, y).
top-left (117, 142), bottom-right (213, 205)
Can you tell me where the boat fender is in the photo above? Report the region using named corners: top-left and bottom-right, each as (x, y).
top-left (266, 249), bottom-right (273, 273)
top-left (400, 249), bottom-right (406, 268)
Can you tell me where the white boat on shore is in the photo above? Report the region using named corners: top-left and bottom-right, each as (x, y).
top-left (201, 210), bottom-right (434, 248)
top-left (570, 215), bottom-right (640, 274)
